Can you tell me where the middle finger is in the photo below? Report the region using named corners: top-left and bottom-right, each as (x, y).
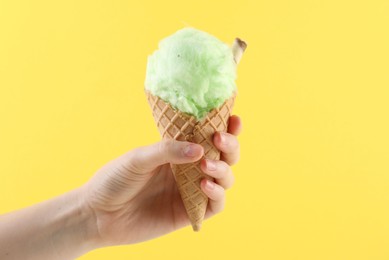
top-left (200, 159), bottom-right (235, 189)
top-left (213, 132), bottom-right (240, 166)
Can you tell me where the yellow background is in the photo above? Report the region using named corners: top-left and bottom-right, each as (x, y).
top-left (1, 0), bottom-right (389, 259)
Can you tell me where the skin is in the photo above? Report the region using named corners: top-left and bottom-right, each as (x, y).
top-left (0, 115), bottom-right (242, 259)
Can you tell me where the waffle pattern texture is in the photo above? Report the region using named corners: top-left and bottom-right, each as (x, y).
top-left (146, 91), bottom-right (235, 231)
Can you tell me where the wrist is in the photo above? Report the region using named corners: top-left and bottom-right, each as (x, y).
top-left (75, 186), bottom-right (104, 250)
top-left (47, 187), bottom-right (103, 259)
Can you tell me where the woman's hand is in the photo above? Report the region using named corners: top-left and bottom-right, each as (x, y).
top-left (0, 116), bottom-right (242, 259)
top-left (83, 115), bottom-right (242, 246)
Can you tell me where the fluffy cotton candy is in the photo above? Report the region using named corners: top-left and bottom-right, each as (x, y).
top-left (145, 28), bottom-right (236, 120)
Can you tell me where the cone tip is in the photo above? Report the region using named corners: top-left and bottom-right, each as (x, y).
top-left (192, 223), bottom-right (202, 232)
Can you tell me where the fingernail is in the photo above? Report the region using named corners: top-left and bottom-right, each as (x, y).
top-left (205, 180), bottom-right (215, 190)
top-left (206, 160), bottom-right (217, 171)
top-left (219, 133), bottom-right (227, 145)
top-left (183, 144), bottom-right (198, 157)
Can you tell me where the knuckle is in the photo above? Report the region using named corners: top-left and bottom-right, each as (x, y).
top-left (221, 138), bottom-right (240, 158)
top-left (222, 133), bottom-right (236, 146)
top-left (230, 138), bottom-right (240, 151)
top-left (216, 199), bottom-right (226, 214)
top-left (231, 152), bottom-right (240, 165)
top-left (122, 149), bottom-right (142, 172)
top-left (217, 186), bottom-right (226, 200)
top-left (209, 188), bottom-right (226, 215)
top-left (218, 161), bottom-right (231, 178)
top-left (222, 153), bottom-right (240, 166)
top-left (228, 147), bottom-right (240, 165)
top-left (225, 170), bottom-right (235, 189)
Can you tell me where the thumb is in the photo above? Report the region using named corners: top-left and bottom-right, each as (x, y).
top-left (124, 140), bottom-right (204, 172)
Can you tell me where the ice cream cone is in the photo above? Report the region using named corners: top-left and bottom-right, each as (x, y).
top-left (146, 91), bottom-right (235, 231)
top-left (146, 37), bottom-right (246, 231)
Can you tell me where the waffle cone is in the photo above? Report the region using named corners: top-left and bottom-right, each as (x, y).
top-left (146, 91), bottom-right (235, 231)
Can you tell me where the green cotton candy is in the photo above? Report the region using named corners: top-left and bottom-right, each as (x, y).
top-left (145, 28), bottom-right (236, 120)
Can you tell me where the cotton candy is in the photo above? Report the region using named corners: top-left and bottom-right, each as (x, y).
top-left (145, 28), bottom-right (236, 120)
